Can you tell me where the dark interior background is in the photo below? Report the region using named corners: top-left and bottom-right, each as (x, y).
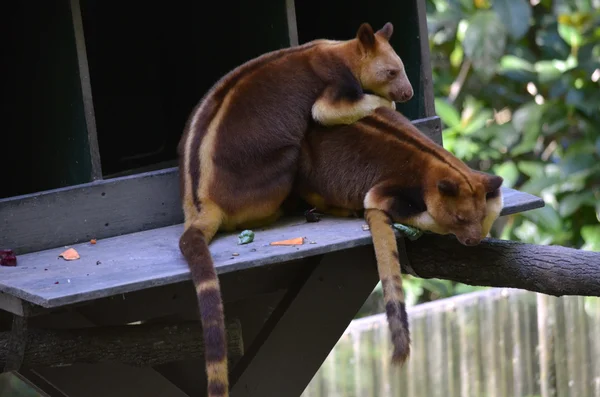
top-left (1, 0), bottom-right (423, 199)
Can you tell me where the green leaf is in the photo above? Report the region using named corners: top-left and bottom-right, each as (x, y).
top-left (518, 161), bottom-right (546, 179)
top-left (558, 21), bottom-right (584, 47)
top-left (463, 10), bottom-right (507, 81)
top-left (521, 206), bottom-right (563, 233)
top-left (511, 102), bottom-right (546, 155)
top-left (493, 161), bottom-right (520, 188)
top-left (434, 98), bottom-right (462, 128)
top-left (237, 230), bottom-right (255, 245)
top-left (558, 191), bottom-right (596, 217)
top-left (499, 55), bottom-right (535, 72)
top-left (534, 60), bottom-right (564, 83)
top-left (581, 225), bottom-right (600, 251)
top-left (493, 0), bottom-right (532, 40)
top-left (462, 109), bottom-right (494, 135)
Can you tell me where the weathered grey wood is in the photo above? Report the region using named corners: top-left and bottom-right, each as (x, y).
top-left (0, 319), bottom-right (243, 370)
top-left (0, 116), bottom-right (459, 256)
top-left (70, 0), bottom-right (102, 181)
top-left (0, 167), bottom-right (182, 255)
top-left (406, 234), bottom-right (600, 297)
top-left (414, 115), bottom-right (442, 145)
top-left (230, 247), bottom-right (380, 397)
top-left (0, 186), bottom-right (543, 312)
top-left (286, 0), bottom-right (299, 47)
top-left (415, 0), bottom-right (436, 118)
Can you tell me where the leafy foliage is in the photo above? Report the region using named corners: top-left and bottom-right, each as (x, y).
top-left (403, 0), bottom-right (599, 306)
top-left (428, 0), bottom-right (600, 250)
top-left (358, 0), bottom-right (600, 312)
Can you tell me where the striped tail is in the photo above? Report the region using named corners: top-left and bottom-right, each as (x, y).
top-left (365, 208), bottom-right (411, 365)
top-left (179, 226), bottom-right (229, 397)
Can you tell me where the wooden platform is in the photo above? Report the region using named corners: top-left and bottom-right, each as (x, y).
top-left (0, 187), bottom-right (543, 314)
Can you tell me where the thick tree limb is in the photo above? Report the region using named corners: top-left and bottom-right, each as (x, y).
top-left (0, 319), bottom-right (243, 371)
top-left (404, 235), bottom-right (600, 297)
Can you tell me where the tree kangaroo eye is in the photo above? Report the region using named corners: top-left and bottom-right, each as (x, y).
top-left (387, 69), bottom-right (399, 78)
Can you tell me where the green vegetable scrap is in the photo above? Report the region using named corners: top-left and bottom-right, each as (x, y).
top-left (392, 224), bottom-right (424, 241)
top-left (238, 230), bottom-right (255, 245)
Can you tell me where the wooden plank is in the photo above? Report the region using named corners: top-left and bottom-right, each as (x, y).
top-left (286, 0), bottom-right (299, 46)
top-left (70, 0), bottom-right (102, 180)
top-left (0, 186), bottom-right (543, 312)
top-left (229, 246), bottom-right (380, 397)
top-left (0, 116), bottom-right (446, 256)
top-left (0, 167), bottom-right (182, 255)
top-left (415, 0), bottom-right (436, 118)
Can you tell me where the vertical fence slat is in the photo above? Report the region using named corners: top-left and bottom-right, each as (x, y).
top-left (458, 298), bottom-right (482, 397)
top-left (586, 297), bottom-right (600, 397)
top-left (428, 306), bottom-right (446, 397)
top-left (301, 289), bottom-right (600, 397)
top-left (576, 296), bottom-right (591, 397)
top-left (521, 292), bottom-right (539, 396)
top-left (554, 296), bottom-right (571, 397)
top-left (447, 302), bottom-right (461, 397)
top-left (499, 290), bottom-right (513, 397)
top-left (482, 293), bottom-right (499, 397)
top-left (375, 322), bottom-right (390, 397)
top-left (511, 291), bottom-right (524, 397)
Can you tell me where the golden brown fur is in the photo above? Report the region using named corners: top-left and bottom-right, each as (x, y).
top-left (178, 22), bottom-right (413, 397)
top-left (294, 106), bottom-right (504, 364)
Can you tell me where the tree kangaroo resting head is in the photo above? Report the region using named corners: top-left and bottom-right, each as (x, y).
top-left (294, 106), bottom-right (504, 365)
top-left (177, 22), bottom-right (412, 397)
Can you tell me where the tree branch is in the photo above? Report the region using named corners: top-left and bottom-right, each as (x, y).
top-left (404, 235), bottom-right (600, 297)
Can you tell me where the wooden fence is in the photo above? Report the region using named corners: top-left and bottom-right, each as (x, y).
top-left (301, 288), bottom-right (600, 397)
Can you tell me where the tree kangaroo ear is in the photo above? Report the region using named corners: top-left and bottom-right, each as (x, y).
top-left (437, 179), bottom-right (459, 197)
top-left (482, 174), bottom-right (504, 194)
top-left (376, 22), bottom-right (394, 41)
top-left (356, 22), bottom-right (376, 52)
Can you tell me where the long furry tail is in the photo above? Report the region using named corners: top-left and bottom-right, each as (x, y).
top-left (179, 226), bottom-right (229, 397)
top-left (365, 208), bottom-right (411, 365)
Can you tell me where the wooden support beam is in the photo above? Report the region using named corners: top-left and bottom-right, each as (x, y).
top-left (0, 319), bottom-right (243, 371)
top-left (230, 247), bottom-right (380, 397)
top-left (405, 235), bottom-right (600, 297)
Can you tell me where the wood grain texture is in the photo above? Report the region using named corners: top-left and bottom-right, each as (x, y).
top-left (0, 116), bottom-right (446, 255)
top-left (0, 319), bottom-right (243, 370)
top-left (0, 187), bottom-right (543, 311)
